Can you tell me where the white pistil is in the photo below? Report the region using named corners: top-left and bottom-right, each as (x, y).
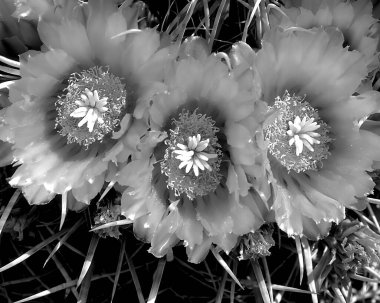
top-left (173, 134), bottom-right (218, 176)
top-left (287, 116), bottom-right (321, 156)
top-left (70, 88), bottom-right (108, 132)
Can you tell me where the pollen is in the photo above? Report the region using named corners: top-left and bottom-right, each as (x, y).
top-left (161, 110), bottom-right (223, 200)
top-left (55, 66), bottom-right (127, 148)
top-left (264, 91), bottom-right (332, 173)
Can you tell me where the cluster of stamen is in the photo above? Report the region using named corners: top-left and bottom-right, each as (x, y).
top-left (264, 91), bottom-right (332, 173)
top-left (161, 110), bottom-right (222, 200)
top-left (55, 66), bottom-right (127, 148)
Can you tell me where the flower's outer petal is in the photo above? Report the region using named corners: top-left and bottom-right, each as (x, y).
top-left (117, 159), bottom-right (152, 188)
top-left (301, 218), bottom-right (332, 241)
top-left (177, 199), bottom-right (203, 249)
top-left (231, 63), bottom-right (262, 98)
top-left (86, 0), bottom-right (116, 53)
top-left (228, 196), bottom-right (258, 235)
top-left (178, 36), bottom-right (210, 61)
top-left (212, 233), bottom-right (239, 254)
top-left (67, 191), bottom-right (88, 212)
top-left (72, 172), bottom-right (106, 204)
top-left (121, 189), bottom-right (148, 221)
top-left (135, 130), bottom-right (167, 160)
top-left (133, 81), bottom-right (168, 121)
top-left (38, 14), bottom-right (94, 66)
top-left (186, 235), bottom-right (213, 264)
top-left (196, 186), bottom-right (259, 241)
top-left (133, 197), bottom-right (166, 244)
top-left (119, 0), bottom-right (139, 29)
top-left (271, 181), bottom-right (304, 236)
top-left (195, 190), bottom-right (234, 237)
top-left (0, 0), bottom-right (43, 56)
top-left (309, 128), bottom-right (380, 209)
top-left (229, 146), bottom-right (257, 167)
top-left (121, 29), bottom-right (160, 79)
top-left (322, 91), bottom-right (380, 124)
top-left (86, 0), bottom-right (130, 71)
top-left (226, 163), bottom-right (250, 197)
top-left (229, 41), bottom-right (255, 68)
top-left (12, 0), bottom-right (53, 20)
top-left (105, 118), bottom-right (147, 164)
top-left (20, 49), bottom-right (77, 80)
top-left (149, 206), bottom-right (181, 258)
top-left (12, 73), bottom-right (60, 100)
top-left (361, 120), bottom-right (380, 165)
top-left (226, 122), bottom-right (257, 166)
top-left (294, 174), bottom-right (346, 223)
top-left (0, 136), bottom-right (13, 166)
top-left (22, 183), bottom-right (55, 205)
top-left (136, 44), bottom-right (177, 83)
top-left (240, 191), bottom-right (268, 226)
top-left (119, 160), bottom-right (168, 244)
top-left (226, 122), bottom-right (253, 148)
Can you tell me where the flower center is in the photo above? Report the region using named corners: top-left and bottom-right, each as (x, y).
top-left (55, 66), bottom-right (127, 148)
top-left (264, 91), bottom-right (332, 173)
top-left (161, 110), bottom-right (222, 200)
top-left (174, 134), bottom-right (218, 177)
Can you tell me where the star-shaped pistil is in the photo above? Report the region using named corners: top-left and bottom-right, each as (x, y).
top-left (70, 88), bottom-right (108, 132)
top-left (173, 134), bottom-right (218, 176)
top-left (287, 116), bottom-right (321, 156)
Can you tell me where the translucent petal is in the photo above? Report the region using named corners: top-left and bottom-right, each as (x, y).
top-left (307, 132), bottom-right (321, 138)
top-left (193, 164), bottom-right (199, 176)
top-left (93, 90), bottom-right (99, 101)
top-left (199, 152), bottom-right (218, 159)
top-left (88, 96), bottom-right (96, 107)
top-left (197, 153), bottom-right (209, 161)
top-left (175, 155), bottom-right (192, 162)
top-left (188, 136), bottom-right (196, 149)
top-left (86, 109), bottom-right (98, 132)
top-left (70, 107), bottom-right (88, 118)
top-left (195, 139), bottom-right (209, 152)
top-left (302, 123), bottom-right (320, 132)
top-left (78, 111), bottom-right (90, 127)
top-left (299, 133), bottom-right (314, 144)
top-left (176, 143), bottom-right (188, 150)
top-left (194, 157), bottom-right (204, 171)
top-left (173, 149), bottom-right (192, 155)
top-left (202, 161), bottom-right (212, 171)
top-left (294, 135), bottom-right (303, 156)
top-left (178, 161), bottom-right (188, 169)
top-left (75, 100), bottom-right (86, 107)
top-left (185, 161), bottom-right (193, 173)
top-left (302, 140), bottom-right (314, 152)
